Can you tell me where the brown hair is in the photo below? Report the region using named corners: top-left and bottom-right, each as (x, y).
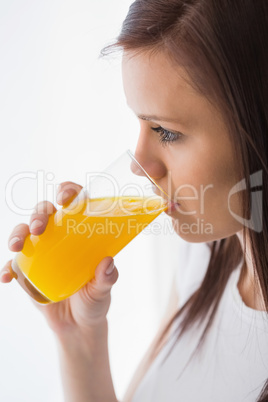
top-left (103, 0), bottom-right (268, 400)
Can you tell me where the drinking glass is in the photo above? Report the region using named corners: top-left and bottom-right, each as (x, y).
top-left (11, 150), bottom-right (168, 304)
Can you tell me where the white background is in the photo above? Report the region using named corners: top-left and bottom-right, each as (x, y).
top-left (0, 1), bottom-right (181, 401)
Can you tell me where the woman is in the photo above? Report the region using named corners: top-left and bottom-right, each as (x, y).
top-left (1, 0), bottom-right (268, 401)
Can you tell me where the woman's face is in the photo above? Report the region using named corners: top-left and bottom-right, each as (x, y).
top-left (122, 50), bottom-right (243, 242)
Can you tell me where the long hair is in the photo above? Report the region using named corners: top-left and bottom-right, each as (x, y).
top-left (103, 1), bottom-right (268, 399)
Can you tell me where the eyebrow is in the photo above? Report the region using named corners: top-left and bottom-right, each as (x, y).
top-left (138, 114), bottom-right (182, 123)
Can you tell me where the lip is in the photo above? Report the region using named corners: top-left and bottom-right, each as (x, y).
top-left (165, 201), bottom-right (180, 215)
top-left (151, 185), bottom-right (180, 213)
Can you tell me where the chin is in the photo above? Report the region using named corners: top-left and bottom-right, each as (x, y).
top-left (171, 217), bottom-right (240, 243)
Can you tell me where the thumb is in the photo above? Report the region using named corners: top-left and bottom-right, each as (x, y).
top-left (83, 256), bottom-right (119, 302)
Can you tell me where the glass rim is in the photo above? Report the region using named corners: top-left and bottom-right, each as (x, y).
top-left (127, 149), bottom-right (171, 201)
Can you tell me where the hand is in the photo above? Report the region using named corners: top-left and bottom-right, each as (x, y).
top-left (0, 182), bottom-right (119, 337)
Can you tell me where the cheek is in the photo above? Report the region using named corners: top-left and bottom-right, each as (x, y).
top-left (169, 150), bottom-right (243, 242)
top-left (168, 140), bottom-right (240, 217)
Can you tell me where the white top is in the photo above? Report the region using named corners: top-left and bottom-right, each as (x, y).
top-left (131, 242), bottom-right (268, 402)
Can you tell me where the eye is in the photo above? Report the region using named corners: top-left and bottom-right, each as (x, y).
top-left (151, 126), bottom-right (183, 146)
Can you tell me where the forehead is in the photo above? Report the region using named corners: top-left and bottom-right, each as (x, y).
top-left (122, 50), bottom-right (192, 89)
top-left (121, 50), bottom-right (206, 124)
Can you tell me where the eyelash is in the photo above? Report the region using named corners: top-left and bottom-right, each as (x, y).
top-left (151, 126), bottom-right (182, 146)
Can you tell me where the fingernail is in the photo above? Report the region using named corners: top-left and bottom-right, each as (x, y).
top-left (30, 219), bottom-right (43, 231)
top-left (9, 237), bottom-right (21, 247)
top-left (57, 192), bottom-right (65, 204)
top-left (57, 190), bottom-right (72, 204)
top-left (105, 260), bottom-right (115, 275)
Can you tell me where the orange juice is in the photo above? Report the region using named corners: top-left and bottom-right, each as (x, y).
top-left (12, 196), bottom-right (167, 303)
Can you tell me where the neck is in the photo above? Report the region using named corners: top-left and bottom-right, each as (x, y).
top-left (236, 230), bottom-right (265, 311)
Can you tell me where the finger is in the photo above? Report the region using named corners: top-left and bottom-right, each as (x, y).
top-left (0, 260), bottom-right (16, 283)
top-left (29, 201), bottom-right (57, 235)
top-left (88, 257), bottom-right (119, 300)
top-left (56, 181), bottom-right (83, 206)
top-left (8, 223), bottom-right (30, 251)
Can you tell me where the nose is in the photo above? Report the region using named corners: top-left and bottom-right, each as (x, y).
top-left (131, 153), bottom-right (166, 181)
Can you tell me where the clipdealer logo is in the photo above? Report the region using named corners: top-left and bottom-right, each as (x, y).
top-left (228, 170), bottom-right (263, 233)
